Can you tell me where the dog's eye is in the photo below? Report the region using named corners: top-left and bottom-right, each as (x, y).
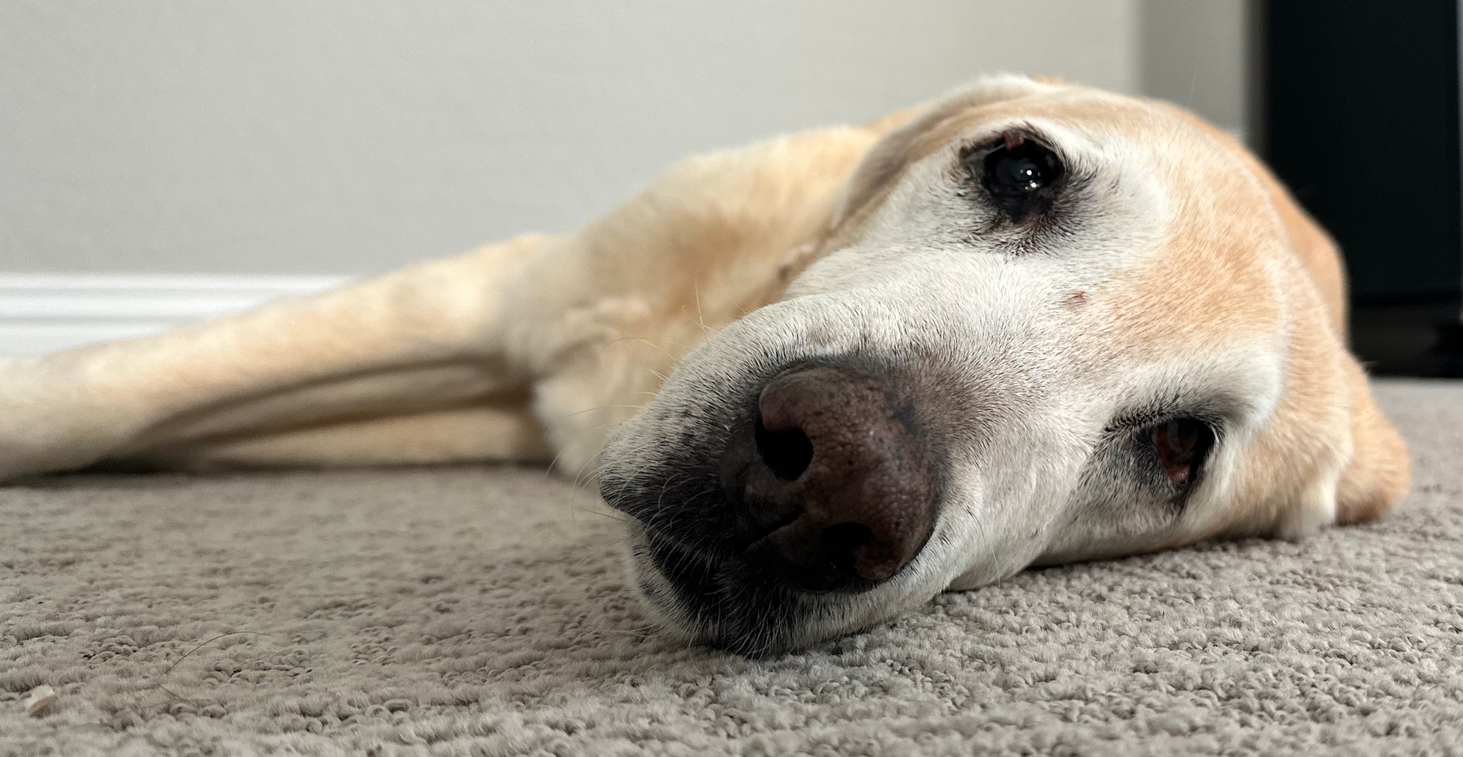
top-left (966, 131), bottom-right (1064, 223)
top-left (1148, 418), bottom-right (1214, 488)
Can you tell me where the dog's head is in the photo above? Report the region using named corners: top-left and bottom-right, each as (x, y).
top-left (599, 76), bottom-right (1409, 655)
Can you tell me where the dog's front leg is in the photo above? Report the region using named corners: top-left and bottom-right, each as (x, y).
top-left (0, 233), bottom-right (562, 480)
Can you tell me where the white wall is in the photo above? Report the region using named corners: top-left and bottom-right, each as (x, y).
top-left (1139, 0), bottom-right (1251, 141)
top-left (1, 0), bottom-right (1144, 277)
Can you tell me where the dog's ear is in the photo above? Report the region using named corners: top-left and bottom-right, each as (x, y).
top-left (1236, 143), bottom-right (1412, 525)
top-left (1273, 186), bottom-right (1410, 524)
top-left (1335, 358), bottom-right (1411, 523)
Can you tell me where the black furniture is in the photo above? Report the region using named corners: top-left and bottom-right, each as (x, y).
top-left (1262, 0), bottom-right (1463, 376)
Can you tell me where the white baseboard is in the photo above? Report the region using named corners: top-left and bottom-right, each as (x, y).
top-left (0, 273), bottom-right (350, 356)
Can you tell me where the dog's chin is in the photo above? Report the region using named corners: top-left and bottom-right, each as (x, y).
top-left (622, 522), bottom-right (886, 656)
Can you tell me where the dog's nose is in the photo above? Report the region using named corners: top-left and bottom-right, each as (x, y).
top-left (721, 365), bottom-right (940, 592)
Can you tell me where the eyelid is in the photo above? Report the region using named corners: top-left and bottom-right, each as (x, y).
top-left (961, 127), bottom-right (1052, 165)
top-left (1106, 407), bottom-right (1226, 439)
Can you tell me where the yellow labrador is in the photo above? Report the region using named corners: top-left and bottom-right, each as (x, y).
top-left (0, 76), bottom-right (1409, 654)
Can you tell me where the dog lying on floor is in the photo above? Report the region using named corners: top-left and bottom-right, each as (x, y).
top-left (0, 75), bottom-right (1410, 654)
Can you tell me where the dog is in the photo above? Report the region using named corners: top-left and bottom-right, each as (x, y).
top-left (0, 75), bottom-right (1410, 655)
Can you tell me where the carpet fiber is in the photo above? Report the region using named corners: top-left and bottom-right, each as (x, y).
top-left (3, 379), bottom-right (1462, 756)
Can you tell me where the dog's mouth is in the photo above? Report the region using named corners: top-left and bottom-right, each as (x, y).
top-left (625, 522), bottom-right (809, 655)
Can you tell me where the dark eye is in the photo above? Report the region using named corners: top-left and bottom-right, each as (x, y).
top-left (966, 131), bottom-right (1064, 223)
top-left (1148, 418), bottom-right (1215, 488)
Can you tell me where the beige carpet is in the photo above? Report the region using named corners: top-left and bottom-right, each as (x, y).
top-left (2, 379), bottom-right (1462, 756)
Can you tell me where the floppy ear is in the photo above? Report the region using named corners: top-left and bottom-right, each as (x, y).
top-left (1253, 161), bottom-right (1411, 524)
top-left (1335, 357), bottom-right (1411, 523)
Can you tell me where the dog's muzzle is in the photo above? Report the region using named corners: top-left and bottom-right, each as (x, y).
top-left (605, 360), bottom-right (943, 629)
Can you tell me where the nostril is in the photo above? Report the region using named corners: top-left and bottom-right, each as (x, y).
top-left (754, 415), bottom-right (814, 480)
top-left (820, 522), bottom-right (875, 573)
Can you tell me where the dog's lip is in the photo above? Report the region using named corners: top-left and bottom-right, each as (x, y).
top-left (632, 515), bottom-right (889, 599)
top-left (630, 508), bottom-right (814, 567)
